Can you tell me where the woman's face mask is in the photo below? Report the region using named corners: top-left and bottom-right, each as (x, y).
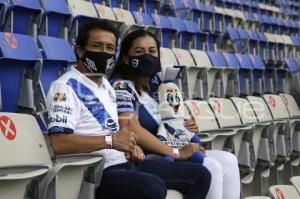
top-left (127, 54), bottom-right (160, 77)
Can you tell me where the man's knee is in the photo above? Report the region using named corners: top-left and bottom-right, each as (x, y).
top-left (142, 174), bottom-right (167, 199)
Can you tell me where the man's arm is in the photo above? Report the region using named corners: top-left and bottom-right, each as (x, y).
top-left (49, 128), bottom-right (137, 155)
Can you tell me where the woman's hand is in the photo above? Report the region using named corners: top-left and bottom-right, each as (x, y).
top-left (184, 118), bottom-right (198, 133)
top-left (128, 145), bottom-right (145, 163)
top-left (178, 143), bottom-right (200, 160)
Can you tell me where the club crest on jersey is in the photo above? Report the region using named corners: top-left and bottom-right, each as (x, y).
top-left (54, 92), bottom-right (66, 102)
top-left (113, 81), bottom-right (125, 89)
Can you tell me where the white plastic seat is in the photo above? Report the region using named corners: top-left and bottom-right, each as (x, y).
top-left (231, 97), bottom-right (272, 196)
top-left (0, 112), bottom-right (103, 199)
top-left (67, 0), bottom-right (98, 18)
top-left (291, 176), bottom-right (300, 194)
top-left (166, 189), bottom-right (183, 199)
top-left (184, 99), bottom-right (236, 150)
top-left (269, 185), bottom-right (300, 199)
top-left (94, 4), bottom-right (117, 21)
top-left (244, 196), bottom-right (271, 199)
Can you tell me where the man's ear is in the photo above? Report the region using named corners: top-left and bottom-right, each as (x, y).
top-left (75, 46), bottom-right (84, 59)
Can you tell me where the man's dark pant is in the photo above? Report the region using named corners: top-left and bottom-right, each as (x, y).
top-left (96, 160), bottom-right (211, 199)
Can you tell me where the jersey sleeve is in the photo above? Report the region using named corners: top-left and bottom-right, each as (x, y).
top-left (46, 81), bottom-right (81, 134)
top-left (112, 80), bottom-right (139, 114)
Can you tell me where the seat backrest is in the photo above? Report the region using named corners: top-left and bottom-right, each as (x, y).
top-left (184, 100), bottom-right (219, 131)
top-left (172, 48), bottom-right (196, 67)
top-left (208, 98), bottom-right (242, 128)
top-left (189, 49), bottom-right (212, 69)
top-left (112, 7), bottom-right (135, 25)
top-left (263, 94), bottom-right (290, 120)
top-left (290, 176), bottom-right (300, 194)
top-left (269, 185), bottom-right (300, 199)
top-left (246, 96), bottom-right (273, 122)
top-left (0, 113), bottom-right (51, 167)
top-left (222, 52), bottom-right (240, 68)
top-left (207, 51), bottom-right (228, 68)
top-left (231, 97), bottom-right (258, 124)
top-left (94, 4), bottom-right (116, 21)
top-left (279, 94), bottom-right (300, 117)
top-left (38, 36), bottom-right (76, 95)
top-left (0, 32), bottom-right (42, 112)
top-left (132, 11), bottom-right (153, 26)
top-left (66, 0), bottom-right (98, 18)
top-left (160, 47), bottom-right (178, 65)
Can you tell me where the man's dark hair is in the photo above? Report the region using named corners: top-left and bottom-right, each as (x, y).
top-left (75, 19), bottom-right (119, 49)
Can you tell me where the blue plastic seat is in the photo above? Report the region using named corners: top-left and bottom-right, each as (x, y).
top-left (192, 3), bottom-right (215, 33)
top-left (128, 0), bottom-right (144, 12)
top-left (38, 36), bottom-right (76, 95)
top-left (257, 32), bottom-right (268, 62)
top-left (0, 32), bottom-right (42, 112)
top-left (213, 7), bottom-right (224, 33)
top-left (183, 19), bottom-right (207, 50)
top-left (247, 30), bottom-right (259, 55)
top-left (145, 0), bottom-right (160, 15)
top-left (3, 0), bottom-right (42, 35)
top-left (227, 28), bottom-right (247, 53)
top-left (235, 53), bottom-right (254, 96)
top-left (249, 55), bottom-right (266, 95)
top-left (40, 0), bottom-right (71, 38)
top-left (151, 13), bottom-right (176, 48)
top-left (0, 0), bottom-right (8, 27)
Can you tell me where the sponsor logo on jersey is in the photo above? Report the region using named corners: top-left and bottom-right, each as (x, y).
top-left (50, 105), bottom-right (73, 115)
top-left (113, 81), bottom-right (125, 89)
top-left (105, 118), bottom-right (118, 132)
top-left (49, 115), bottom-right (68, 124)
top-left (54, 92), bottom-right (66, 102)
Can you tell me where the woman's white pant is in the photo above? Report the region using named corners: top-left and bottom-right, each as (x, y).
top-left (203, 150), bottom-right (240, 199)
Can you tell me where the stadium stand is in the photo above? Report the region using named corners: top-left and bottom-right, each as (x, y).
top-left (1, 0), bottom-right (300, 198)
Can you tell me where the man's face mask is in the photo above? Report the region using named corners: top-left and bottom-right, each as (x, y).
top-left (82, 50), bottom-right (115, 74)
top-left (128, 54), bottom-right (160, 77)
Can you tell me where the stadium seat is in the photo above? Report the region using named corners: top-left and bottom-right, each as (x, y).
top-left (291, 176), bottom-right (300, 194)
top-left (172, 48), bottom-right (201, 99)
top-left (39, 0), bottom-right (71, 38)
top-left (151, 13), bottom-right (176, 48)
top-left (269, 185), bottom-right (300, 199)
top-left (0, 32), bottom-right (42, 112)
top-left (184, 99), bottom-right (237, 149)
top-left (128, 0), bottom-right (144, 12)
top-left (257, 32), bottom-right (268, 62)
top-left (213, 6), bottom-right (225, 33)
top-left (246, 96), bottom-right (275, 195)
top-left (222, 52), bottom-right (240, 97)
top-left (226, 28), bottom-right (248, 53)
top-left (230, 97), bottom-right (272, 196)
top-left (159, 47), bottom-right (181, 84)
top-left (0, 112), bottom-right (103, 199)
top-left (249, 55), bottom-right (265, 95)
top-left (94, 4), bottom-right (117, 22)
top-left (243, 197), bottom-right (271, 199)
top-left (3, 0), bottom-right (42, 36)
top-left (282, 35), bottom-right (294, 58)
top-left (66, 0), bottom-right (99, 40)
top-left (0, 0), bottom-right (8, 27)
top-left (247, 30), bottom-right (260, 55)
top-left (183, 20), bottom-right (208, 50)
top-left (207, 51), bottom-right (237, 98)
top-left (235, 53), bottom-right (254, 96)
top-left (38, 36), bottom-right (76, 99)
top-left (263, 94), bottom-right (293, 184)
top-left (208, 98), bottom-right (254, 170)
top-left (192, 3), bottom-right (215, 33)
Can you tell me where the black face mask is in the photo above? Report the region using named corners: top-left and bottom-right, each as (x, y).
top-left (82, 50), bottom-right (115, 74)
top-left (128, 54), bottom-right (160, 77)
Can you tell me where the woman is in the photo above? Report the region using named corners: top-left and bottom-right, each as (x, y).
top-left (111, 29), bottom-right (241, 199)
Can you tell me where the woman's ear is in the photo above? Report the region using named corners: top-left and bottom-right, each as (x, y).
top-left (75, 46), bottom-right (84, 59)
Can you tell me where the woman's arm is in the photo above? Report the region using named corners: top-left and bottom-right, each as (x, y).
top-left (118, 112), bottom-right (200, 160)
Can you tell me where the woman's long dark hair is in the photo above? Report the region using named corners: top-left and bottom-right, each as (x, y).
top-left (111, 29), bottom-right (161, 95)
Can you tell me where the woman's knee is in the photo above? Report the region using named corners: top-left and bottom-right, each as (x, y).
top-left (203, 157), bottom-right (223, 175)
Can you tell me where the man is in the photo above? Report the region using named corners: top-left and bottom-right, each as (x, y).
top-left (47, 19), bottom-right (211, 199)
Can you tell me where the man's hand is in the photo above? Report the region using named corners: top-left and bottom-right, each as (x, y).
top-left (112, 128), bottom-right (138, 153)
top-left (184, 118), bottom-right (198, 133)
top-left (178, 143), bottom-right (200, 160)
